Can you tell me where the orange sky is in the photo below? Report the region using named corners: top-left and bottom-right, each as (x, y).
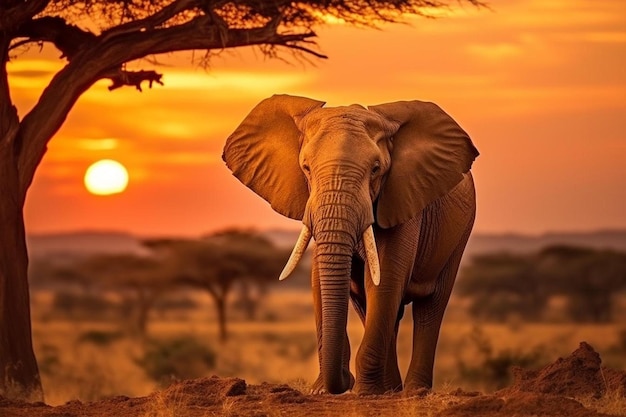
top-left (11, 0), bottom-right (626, 237)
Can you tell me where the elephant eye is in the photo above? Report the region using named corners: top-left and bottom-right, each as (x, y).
top-left (371, 161), bottom-right (381, 176)
top-left (302, 164), bottom-right (311, 174)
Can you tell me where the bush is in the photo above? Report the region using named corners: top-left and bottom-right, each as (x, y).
top-left (37, 344), bottom-right (60, 376)
top-left (51, 291), bottom-right (117, 320)
top-left (153, 296), bottom-right (198, 314)
top-left (456, 326), bottom-right (546, 390)
top-left (604, 328), bottom-right (626, 369)
top-left (78, 330), bottom-right (124, 346)
top-left (136, 336), bottom-right (217, 386)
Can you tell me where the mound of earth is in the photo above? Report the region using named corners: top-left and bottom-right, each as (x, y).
top-left (500, 341), bottom-right (626, 398)
top-left (1, 343), bottom-right (624, 417)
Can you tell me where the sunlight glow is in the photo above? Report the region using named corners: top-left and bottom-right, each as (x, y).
top-left (84, 159), bottom-right (129, 196)
top-left (466, 43), bottom-right (523, 60)
top-left (78, 138), bottom-right (119, 151)
top-left (6, 59), bottom-right (63, 89)
top-left (161, 71), bottom-right (309, 91)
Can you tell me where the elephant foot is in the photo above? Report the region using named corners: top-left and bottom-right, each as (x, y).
top-left (310, 370), bottom-right (355, 395)
top-left (403, 386), bottom-right (430, 398)
top-left (383, 374), bottom-right (403, 393)
top-left (403, 379), bottom-right (432, 393)
top-left (352, 381), bottom-right (389, 396)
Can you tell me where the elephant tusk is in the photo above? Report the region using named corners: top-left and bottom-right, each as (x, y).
top-left (279, 225), bottom-right (312, 281)
top-left (363, 225), bottom-right (381, 286)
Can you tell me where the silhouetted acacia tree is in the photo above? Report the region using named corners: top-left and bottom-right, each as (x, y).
top-left (0, 0), bottom-right (484, 400)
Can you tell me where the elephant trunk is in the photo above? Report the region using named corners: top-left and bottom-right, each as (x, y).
top-left (312, 195), bottom-right (357, 394)
top-left (316, 239), bottom-right (353, 393)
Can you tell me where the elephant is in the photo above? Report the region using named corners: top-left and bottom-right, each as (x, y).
top-left (222, 94), bottom-right (478, 395)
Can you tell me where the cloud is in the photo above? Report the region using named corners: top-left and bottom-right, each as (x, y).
top-left (77, 138), bottom-right (119, 151)
top-left (553, 31), bottom-right (626, 43)
top-left (466, 42), bottom-right (524, 60)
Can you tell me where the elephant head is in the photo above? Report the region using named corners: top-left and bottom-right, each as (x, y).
top-left (223, 94), bottom-right (478, 393)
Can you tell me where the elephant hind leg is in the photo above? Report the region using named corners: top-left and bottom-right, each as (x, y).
top-left (404, 230), bottom-right (471, 391)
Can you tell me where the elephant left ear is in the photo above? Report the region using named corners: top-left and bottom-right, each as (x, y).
top-left (369, 101), bottom-right (479, 229)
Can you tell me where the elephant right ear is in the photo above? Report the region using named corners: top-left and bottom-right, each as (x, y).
top-left (370, 100), bottom-right (479, 228)
top-left (222, 94), bottom-right (325, 220)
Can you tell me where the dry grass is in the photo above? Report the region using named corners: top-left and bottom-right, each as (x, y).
top-left (578, 389), bottom-right (626, 416)
top-left (30, 290), bottom-right (626, 405)
top-left (142, 385), bottom-right (188, 417)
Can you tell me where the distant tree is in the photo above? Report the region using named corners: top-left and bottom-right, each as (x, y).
top-left (28, 257), bottom-right (92, 292)
top-left (458, 246), bottom-right (626, 323)
top-left (79, 253), bottom-right (175, 336)
top-left (148, 230), bottom-right (288, 341)
top-left (223, 231), bottom-right (291, 320)
top-left (457, 253), bottom-right (549, 322)
top-left (50, 291), bottom-right (118, 320)
top-left (0, 0), bottom-right (484, 400)
top-left (536, 246), bottom-right (626, 323)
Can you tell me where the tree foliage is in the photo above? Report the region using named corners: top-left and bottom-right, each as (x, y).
top-left (456, 253), bottom-right (548, 321)
top-left (146, 229), bottom-right (290, 341)
top-left (536, 246), bottom-right (626, 323)
top-left (458, 245), bottom-right (626, 323)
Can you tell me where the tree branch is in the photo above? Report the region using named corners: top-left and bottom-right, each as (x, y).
top-left (104, 69), bottom-right (164, 91)
top-left (279, 42), bottom-right (327, 59)
top-left (13, 17), bottom-right (97, 59)
top-left (0, 0), bottom-right (50, 32)
top-left (94, 15), bottom-right (321, 67)
top-left (99, 0), bottom-right (200, 42)
top-left (16, 13), bottom-right (323, 194)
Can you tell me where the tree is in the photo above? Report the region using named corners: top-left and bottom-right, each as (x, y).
top-left (457, 252), bottom-right (549, 322)
top-left (0, 0), bottom-right (483, 400)
top-left (148, 230), bottom-right (288, 342)
top-left (536, 246), bottom-right (626, 323)
top-left (458, 246), bottom-right (626, 323)
top-left (80, 253), bottom-right (176, 336)
top-left (218, 230), bottom-right (291, 321)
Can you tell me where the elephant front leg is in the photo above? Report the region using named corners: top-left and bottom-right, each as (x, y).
top-left (354, 287), bottom-right (403, 395)
top-left (310, 262), bottom-right (354, 394)
top-left (310, 330), bottom-right (354, 394)
top-left (353, 221), bottom-right (419, 395)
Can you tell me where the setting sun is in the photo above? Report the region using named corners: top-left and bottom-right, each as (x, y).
top-left (84, 159), bottom-right (129, 196)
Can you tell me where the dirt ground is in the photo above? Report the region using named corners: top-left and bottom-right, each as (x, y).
top-left (1, 342), bottom-right (625, 417)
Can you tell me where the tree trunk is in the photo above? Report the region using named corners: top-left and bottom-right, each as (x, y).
top-left (135, 290), bottom-right (154, 338)
top-left (0, 140), bottom-right (43, 401)
top-left (215, 297), bottom-right (228, 343)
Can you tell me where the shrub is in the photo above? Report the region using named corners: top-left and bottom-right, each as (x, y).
top-left (51, 291), bottom-right (116, 320)
top-left (136, 337), bottom-right (217, 386)
top-left (37, 344), bottom-right (60, 376)
top-left (456, 326), bottom-right (546, 390)
top-left (78, 330), bottom-right (124, 346)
